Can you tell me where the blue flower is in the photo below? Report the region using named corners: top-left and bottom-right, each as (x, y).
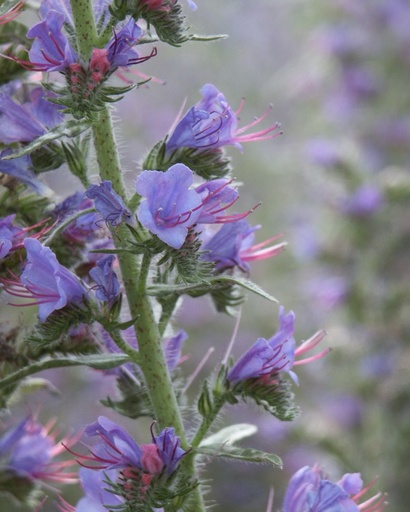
top-left (283, 466), bottom-right (387, 512)
top-left (1, 238), bottom-right (86, 321)
top-left (89, 255), bottom-right (120, 303)
top-left (0, 415), bottom-right (77, 484)
top-left (201, 219), bottom-right (286, 271)
top-left (106, 18), bottom-right (144, 69)
top-left (136, 164), bottom-right (203, 249)
top-left (86, 180), bottom-right (132, 227)
top-left (166, 83), bottom-right (280, 153)
top-left (0, 150), bottom-right (52, 195)
top-left (0, 85), bottom-right (63, 144)
top-left (152, 427), bottom-right (186, 475)
top-left (27, 10), bottom-right (78, 72)
top-left (227, 306), bottom-right (296, 385)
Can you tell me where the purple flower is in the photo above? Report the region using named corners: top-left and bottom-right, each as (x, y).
top-left (73, 467), bottom-right (124, 511)
top-left (228, 307), bottom-right (328, 386)
top-left (79, 416), bottom-right (186, 476)
top-left (2, 238), bottom-right (86, 321)
top-left (54, 192), bottom-right (101, 243)
top-left (201, 219), bottom-right (286, 272)
top-left (0, 215), bottom-right (22, 259)
top-left (0, 85), bottom-right (63, 144)
top-left (152, 427), bottom-right (186, 475)
top-left (163, 329), bottom-right (187, 372)
top-left (86, 180), bottom-right (132, 227)
top-left (0, 415), bottom-right (77, 484)
top-left (89, 255), bottom-right (120, 303)
top-left (340, 185), bottom-right (384, 217)
top-left (136, 165), bottom-right (258, 249)
top-left (27, 10), bottom-right (78, 72)
top-left (166, 83), bottom-right (280, 153)
top-left (136, 164), bottom-right (203, 249)
top-left (283, 466), bottom-right (387, 512)
top-left (228, 306), bottom-right (296, 385)
top-left (0, 150), bottom-right (51, 195)
top-left (106, 18), bottom-right (144, 69)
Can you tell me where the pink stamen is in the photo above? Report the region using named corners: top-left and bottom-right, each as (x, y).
top-left (293, 348), bottom-right (330, 366)
top-left (236, 104), bottom-right (273, 134)
top-left (294, 330), bottom-right (327, 356)
top-left (241, 241), bottom-right (287, 262)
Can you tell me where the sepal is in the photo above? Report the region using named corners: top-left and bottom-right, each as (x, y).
top-left (229, 374), bottom-right (300, 421)
top-left (101, 371), bottom-right (154, 419)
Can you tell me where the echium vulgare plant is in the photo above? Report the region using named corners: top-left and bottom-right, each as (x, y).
top-left (0, 0), bottom-right (387, 511)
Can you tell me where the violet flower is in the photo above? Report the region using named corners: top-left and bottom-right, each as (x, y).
top-left (201, 219), bottom-right (286, 272)
top-left (0, 85), bottom-right (63, 144)
top-left (0, 415), bottom-right (77, 484)
top-left (166, 83), bottom-right (280, 153)
top-left (86, 180), bottom-right (132, 227)
top-left (1, 238), bottom-right (86, 322)
top-left (0, 214), bottom-right (50, 259)
top-left (283, 465), bottom-right (387, 512)
top-left (76, 416), bottom-right (187, 477)
top-left (136, 165), bottom-right (258, 249)
top-left (61, 467), bottom-right (124, 512)
top-left (106, 18), bottom-right (144, 69)
top-left (53, 192), bottom-right (101, 243)
top-left (27, 10), bottom-right (78, 72)
top-left (89, 254), bottom-right (120, 303)
top-left (0, 150), bottom-right (51, 195)
top-left (228, 307), bottom-right (328, 386)
top-left (136, 164), bottom-right (203, 249)
top-left (340, 184), bottom-right (384, 217)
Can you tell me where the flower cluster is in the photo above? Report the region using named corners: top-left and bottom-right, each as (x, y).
top-left (63, 417), bottom-right (188, 509)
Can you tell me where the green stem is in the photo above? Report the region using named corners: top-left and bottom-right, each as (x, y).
top-left (190, 396), bottom-right (226, 448)
top-left (70, 0), bottom-right (98, 60)
top-left (101, 327), bottom-right (141, 364)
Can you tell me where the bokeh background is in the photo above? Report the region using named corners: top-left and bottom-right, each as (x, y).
top-left (2, 0), bottom-right (410, 510)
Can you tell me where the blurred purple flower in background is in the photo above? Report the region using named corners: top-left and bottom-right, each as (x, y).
top-left (0, 415), bottom-right (77, 484)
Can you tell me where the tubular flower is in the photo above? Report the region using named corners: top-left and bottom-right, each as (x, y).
top-left (136, 164), bottom-right (203, 249)
top-left (76, 417), bottom-right (187, 475)
top-left (0, 150), bottom-right (52, 195)
top-left (0, 85), bottom-right (63, 144)
top-left (166, 83), bottom-right (281, 153)
top-left (86, 180), bottom-right (132, 227)
top-left (0, 415), bottom-right (78, 484)
top-left (201, 219), bottom-right (286, 272)
top-left (26, 10), bottom-right (78, 72)
top-left (283, 466), bottom-right (387, 512)
top-left (89, 254), bottom-right (120, 304)
top-left (0, 214), bottom-right (50, 259)
top-left (227, 306), bottom-right (328, 386)
top-left (1, 238), bottom-right (86, 322)
top-left (136, 164), bottom-right (256, 249)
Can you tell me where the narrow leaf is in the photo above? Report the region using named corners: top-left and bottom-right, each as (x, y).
top-left (2, 120), bottom-right (90, 159)
top-left (0, 354), bottom-right (130, 390)
top-left (147, 275), bottom-right (277, 302)
top-left (200, 424), bottom-right (258, 447)
top-left (195, 444), bottom-right (283, 468)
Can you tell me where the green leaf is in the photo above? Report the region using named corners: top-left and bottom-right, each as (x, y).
top-left (200, 424), bottom-right (258, 447)
top-left (0, 354), bottom-right (130, 391)
top-left (195, 444), bottom-right (282, 468)
top-left (147, 275), bottom-right (278, 302)
top-left (2, 119), bottom-right (91, 159)
top-left (188, 33), bottom-right (228, 42)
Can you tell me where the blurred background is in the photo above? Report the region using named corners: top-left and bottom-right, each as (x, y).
top-left (2, 0), bottom-right (410, 510)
